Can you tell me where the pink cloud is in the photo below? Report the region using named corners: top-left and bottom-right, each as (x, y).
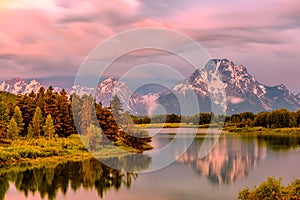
top-left (227, 96), bottom-right (245, 105)
top-left (0, 0), bottom-right (299, 92)
top-left (131, 18), bottom-right (174, 29)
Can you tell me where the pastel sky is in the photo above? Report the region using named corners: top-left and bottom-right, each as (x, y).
top-left (0, 0), bottom-right (300, 91)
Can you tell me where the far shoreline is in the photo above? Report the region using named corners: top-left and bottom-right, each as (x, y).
top-left (136, 123), bottom-right (300, 137)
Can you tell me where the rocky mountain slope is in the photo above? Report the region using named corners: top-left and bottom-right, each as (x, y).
top-left (1, 59), bottom-right (299, 115)
top-left (158, 59), bottom-right (300, 114)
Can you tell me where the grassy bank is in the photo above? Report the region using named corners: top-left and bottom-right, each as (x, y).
top-left (225, 125), bottom-right (300, 137)
top-left (134, 123), bottom-right (223, 129)
top-left (135, 123), bottom-right (300, 137)
top-left (0, 134), bottom-right (141, 165)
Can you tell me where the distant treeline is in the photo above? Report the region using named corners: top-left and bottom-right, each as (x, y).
top-left (132, 108), bottom-right (300, 129)
top-left (227, 109), bottom-right (300, 128)
top-left (0, 88), bottom-right (151, 151)
top-left (131, 112), bottom-right (223, 125)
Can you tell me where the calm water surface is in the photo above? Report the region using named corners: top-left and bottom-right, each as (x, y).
top-left (2, 128), bottom-right (300, 200)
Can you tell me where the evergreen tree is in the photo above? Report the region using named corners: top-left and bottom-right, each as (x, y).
top-left (95, 105), bottom-right (119, 142)
top-left (6, 102), bottom-right (15, 117)
top-left (79, 95), bottom-right (95, 135)
top-left (27, 124), bottom-right (34, 139)
top-left (17, 94), bottom-right (35, 135)
top-left (13, 106), bottom-right (24, 133)
top-left (7, 117), bottom-right (19, 139)
top-left (57, 89), bottom-right (74, 137)
top-left (110, 95), bottom-right (123, 120)
top-left (44, 86), bottom-right (61, 133)
top-left (43, 114), bottom-right (55, 139)
top-left (70, 94), bottom-right (82, 134)
top-left (36, 87), bottom-right (45, 111)
top-left (32, 106), bottom-right (43, 138)
top-left (0, 103), bottom-right (10, 138)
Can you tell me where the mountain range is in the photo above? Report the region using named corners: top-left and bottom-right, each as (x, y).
top-left (158, 59), bottom-right (300, 115)
top-left (1, 59), bottom-right (299, 115)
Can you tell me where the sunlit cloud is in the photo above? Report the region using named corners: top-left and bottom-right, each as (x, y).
top-left (0, 0), bottom-right (56, 10)
top-left (0, 0), bottom-right (299, 91)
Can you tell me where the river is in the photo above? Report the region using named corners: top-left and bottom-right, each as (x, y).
top-left (2, 128), bottom-right (300, 200)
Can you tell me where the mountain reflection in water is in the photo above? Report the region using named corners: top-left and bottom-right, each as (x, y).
top-left (176, 135), bottom-right (267, 185)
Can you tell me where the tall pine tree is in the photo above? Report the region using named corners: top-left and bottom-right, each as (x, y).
top-left (78, 95), bottom-right (94, 135)
top-left (0, 103), bottom-right (10, 138)
top-left (44, 86), bottom-right (61, 134)
top-left (95, 105), bottom-right (119, 142)
top-left (13, 106), bottom-right (24, 134)
top-left (110, 95), bottom-right (123, 120)
top-left (70, 94), bottom-right (81, 134)
top-left (7, 117), bottom-right (19, 139)
top-left (57, 89), bottom-right (75, 137)
top-left (27, 124), bottom-right (34, 139)
top-left (43, 114), bottom-right (55, 139)
top-left (36, 87), bottom-right (45, 111)
top-left (32, 106), bottom-right (43, 138)
top-left (17, 94), bottom-right (36, 135)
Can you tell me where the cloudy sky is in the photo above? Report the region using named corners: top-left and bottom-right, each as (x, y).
top-left (0, 0), bottom-right (300, 91)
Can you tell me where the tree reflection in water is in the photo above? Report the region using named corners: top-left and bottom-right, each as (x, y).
top-left (257, 135), bottom-right (300, 152)
top-left (0, 154), bottom-right (151, 200)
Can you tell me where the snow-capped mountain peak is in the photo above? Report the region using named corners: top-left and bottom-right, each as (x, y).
top-left (0, 77), bottom-right (33, 94)
top-left (25, 79), bottom-right (43, 94)
top-left (158, 58), bottom-right (300, 115)
top-left (1, 58), bottom-right (300, 115)
top-left (67, 85), bottom-right (95, 96)
top-left (0, 77), bottom-right (60, 95)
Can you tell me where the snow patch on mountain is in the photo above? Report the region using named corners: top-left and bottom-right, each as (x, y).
top-left (0, 77), bottom-right (40, 94)
top-left (159, 59), bottom-right (300, 114)
top-left (204, 60), bottom-right (228, 112)
top-left (68, 85), bottom-right (95, 96)
top-left (1, 58), bottom-right (300, 115)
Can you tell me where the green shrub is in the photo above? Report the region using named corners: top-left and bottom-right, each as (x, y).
top-left (238, 177), bottom-right (300, 200)
top-left (0, 134), bottom-right (88, 163)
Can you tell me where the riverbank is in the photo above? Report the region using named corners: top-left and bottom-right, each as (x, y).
top-left (225, 126), bottom-right (300, 137)
top-left (136, 123), bottom-right (300, 137)
top-left (135, 123), bottom-right (223, 129)
top-left (2, 125), bottom-right (300, 166)
top-left (0, 134), bottom-right (141, 166)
